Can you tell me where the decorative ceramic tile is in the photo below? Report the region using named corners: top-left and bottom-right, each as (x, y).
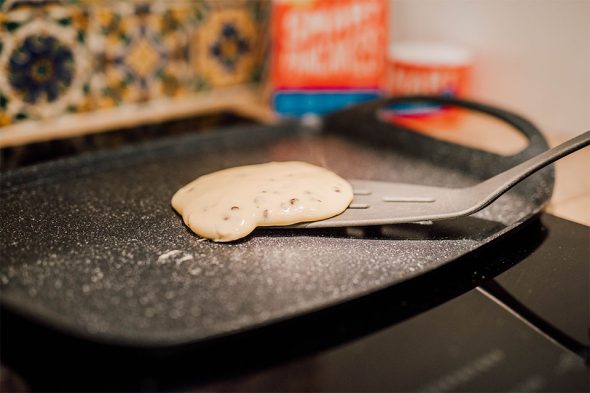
top-left (191, 1), bottom-right (266, 87)
top-left (89, 1), bottom-right (193, 108)
top-left (0, 1), bottom-right (92, 125)
top-left (0, 0), bottom-right (270, 145)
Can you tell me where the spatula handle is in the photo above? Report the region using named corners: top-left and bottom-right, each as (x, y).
top-left (472, 130), bottom-right (590, 206)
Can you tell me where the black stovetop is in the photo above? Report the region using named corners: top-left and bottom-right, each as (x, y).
top-left (197, 214), bottom-right (588, 393)
top-left (1, 213), bottom-right (588, 392)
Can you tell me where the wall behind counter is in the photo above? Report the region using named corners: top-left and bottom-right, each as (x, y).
top-left (390, 0), bottom-right (590, 137)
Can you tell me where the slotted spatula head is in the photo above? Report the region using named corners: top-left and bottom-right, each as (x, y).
top-left (288, 180), bottom-right (466, 228)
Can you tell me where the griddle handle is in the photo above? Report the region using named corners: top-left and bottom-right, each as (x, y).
top-left (391, 95), bottom-right (549, 160)
top-left (324, 95), bottom-right (552, 168)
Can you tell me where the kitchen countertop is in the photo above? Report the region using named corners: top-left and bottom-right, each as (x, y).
top-left (545, 133), bottom-right (590, 226)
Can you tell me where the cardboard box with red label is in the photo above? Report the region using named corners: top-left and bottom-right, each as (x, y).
top-left (270, 0), bottom-right (388, 116)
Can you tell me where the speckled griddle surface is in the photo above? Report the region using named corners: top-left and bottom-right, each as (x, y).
top-left (0, 99), bottom-right (553, 347)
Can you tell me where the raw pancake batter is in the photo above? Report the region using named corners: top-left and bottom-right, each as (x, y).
top-left (172, 161), bottom-right (353, 242)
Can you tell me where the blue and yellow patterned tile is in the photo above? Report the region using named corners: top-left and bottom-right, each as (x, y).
top-left (0, 0), bottom-right (92, 124)
top-left (0, 0), bottom-right (271, 145)
top-left (88, 1), bottom-right (193, 109)
top-left (192, 0), bottom-right (269, 88)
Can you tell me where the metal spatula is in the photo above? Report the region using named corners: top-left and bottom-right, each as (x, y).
top-left (289, 131), bottom-right (589, 229)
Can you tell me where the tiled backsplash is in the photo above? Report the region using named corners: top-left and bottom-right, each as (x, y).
top-left (0, 0), bottom-right (269, 146)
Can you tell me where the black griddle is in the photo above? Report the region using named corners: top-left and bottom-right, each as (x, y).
top-left (0, 97), bottom-right (553, 348)
top-left (2, 214), bottom-right (587, 392)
